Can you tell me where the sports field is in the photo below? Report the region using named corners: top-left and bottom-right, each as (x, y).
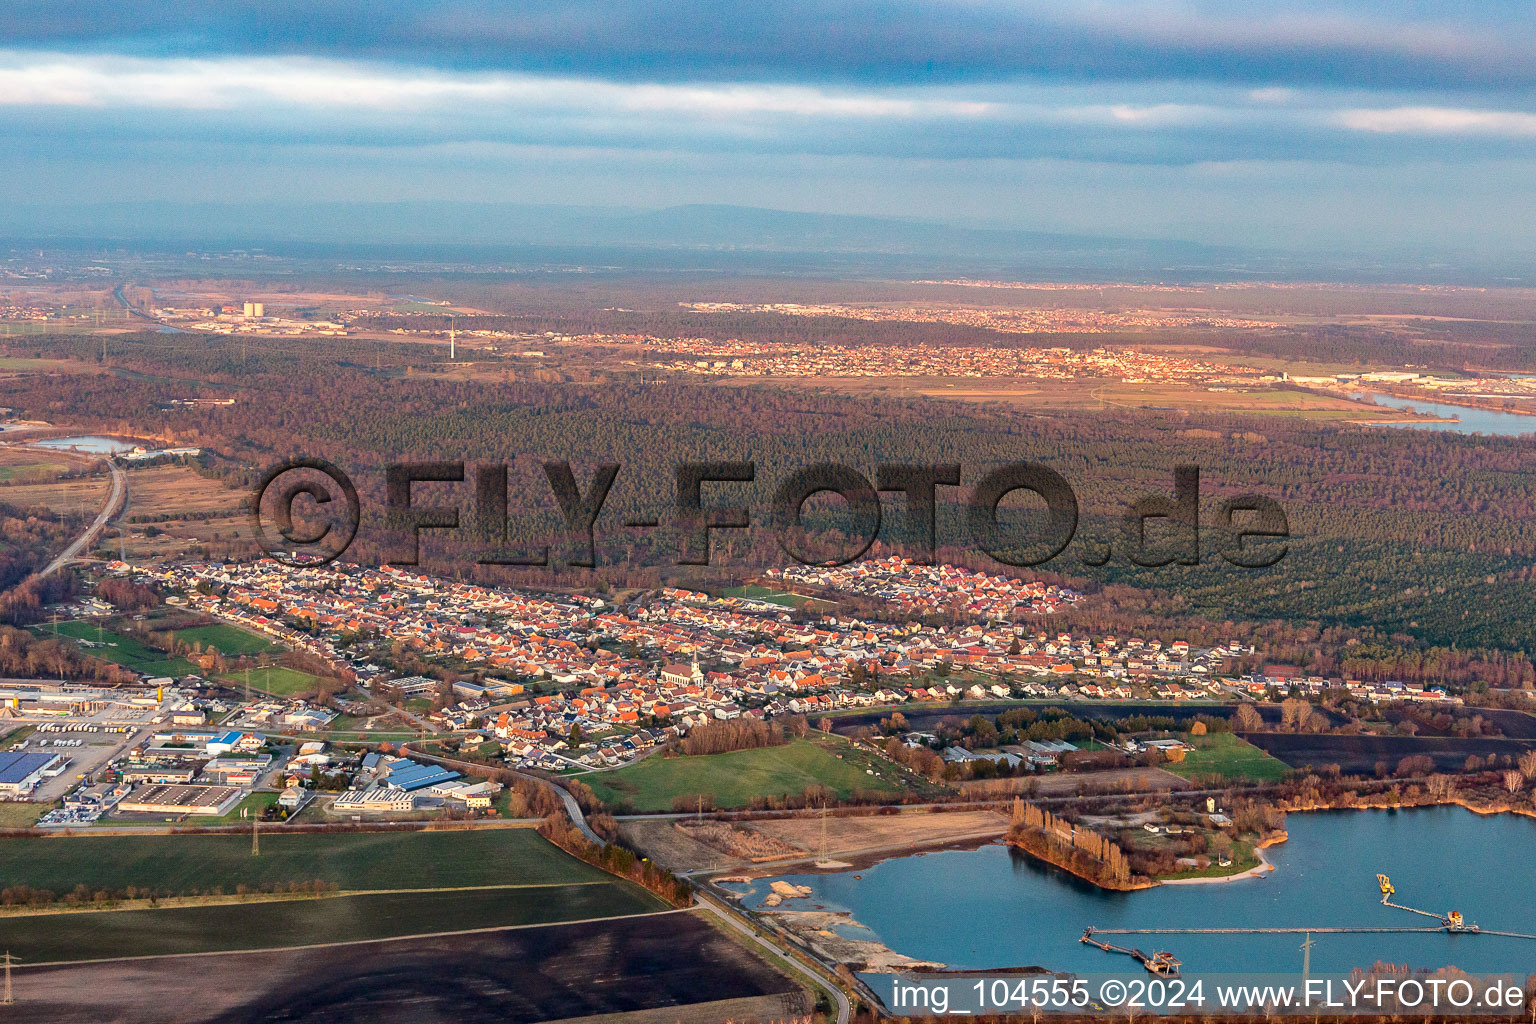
top-left (585, 736), bottom-right (906, 812)
top-left (1163, 731), bottom-right (1292, 783)
top-left (172, 623), bottom-right (273, 655)
top-left (2, 883), bottom-right (667, 963)
top-left (217, 664), bottom-right (322, 695)
top-left (720, 584), bottom-right (834, 610)
top-left (0, 828), bottom-right (605, 895)
top-left (41, 621), bottom-right (195, 676)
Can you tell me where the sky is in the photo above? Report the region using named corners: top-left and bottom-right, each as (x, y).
top-left (2, 1), bottom-right (1535, 255)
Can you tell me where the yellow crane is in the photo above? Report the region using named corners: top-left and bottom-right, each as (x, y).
top-left (1376, 873), bottom-right (1395, 901)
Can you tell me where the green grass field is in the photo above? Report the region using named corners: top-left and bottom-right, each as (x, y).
top-left (585, 736), bottom-right (906, 812)
top-left (0, 828), bottom-right (606, 895)
top-left (719, 584), bottom-right (834, 610)
top-left (172, 623), bottom-right (273, 656)
top-left (1164, 732), bottom-right (1292, 783)
top-left (323, 717), bottom-right (414, 740)
top-left (206, 791), bottom-right (281, 825)
top-left (40, 621), bottom-right (195, 677)
top-left (0, 458), bottom-right (68, 482)
top-left (1, 883), bottom-right (666, 963)
top-left (0, 801), bottom-right (49, 828)
top-left (720, 585), bottom-right (801, 607)
top-left (1157, 840), bottom-right (1260, 880)
top-left (217, 665), bottom-right (322, 696)
top-left (1, 724), bottom-right (38, 750)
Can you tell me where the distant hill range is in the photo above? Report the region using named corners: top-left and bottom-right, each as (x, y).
top-left (3, 200), bottom-right (1223, 256)
top-left (2, 201), bottom-right (1528, 284)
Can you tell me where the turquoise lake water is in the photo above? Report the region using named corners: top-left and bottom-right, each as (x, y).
top-left (31, 435), bottom-right (136, 454)
top-left (1365, 393), bottom-right (1536, 437)
top-left (745, 807), bottom-right (1536, 979)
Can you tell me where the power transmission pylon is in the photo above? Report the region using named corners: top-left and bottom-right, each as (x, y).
top-left (2, 949), bottom-right (18, 1005)
top-left (251, 814), bottom-right (259, 857)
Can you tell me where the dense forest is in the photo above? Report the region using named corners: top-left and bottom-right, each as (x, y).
top-left (6, 321), bottom-right (1536, 669)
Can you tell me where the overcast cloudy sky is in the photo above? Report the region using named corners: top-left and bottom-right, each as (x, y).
top-left (2, 1), bottom-right (1534, 253)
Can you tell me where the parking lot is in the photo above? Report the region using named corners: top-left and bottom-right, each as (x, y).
top-left (6, 723), bottom-right (151, 802)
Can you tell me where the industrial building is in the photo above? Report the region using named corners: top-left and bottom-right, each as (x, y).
top-left (362, 752), bottom-right (461, 792)
top-left (115, 783), bottom-right (243, 815)
top-left (0, 751), bottom-right (65, 796)
top-left (333, 784), bottom-right (415, 812)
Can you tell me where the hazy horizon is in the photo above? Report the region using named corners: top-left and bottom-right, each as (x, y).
top-left (3, 2), bottom-right (1536, 260)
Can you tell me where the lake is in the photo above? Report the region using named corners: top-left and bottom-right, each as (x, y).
top-left (1365, 393), bottom-right (1536, 437)
top-left (31, 435), bottom-right (137, 454)
top-left (745, 807), bottom-right (1536, 981)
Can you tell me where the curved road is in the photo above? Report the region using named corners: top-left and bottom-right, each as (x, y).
top-left (399, 745), bottom-right (602, 844)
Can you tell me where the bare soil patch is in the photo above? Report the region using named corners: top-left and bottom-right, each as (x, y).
top-left (748, 808), bottom-right (1009, 857)
top-left (676, 820), bottom-right (806, 861)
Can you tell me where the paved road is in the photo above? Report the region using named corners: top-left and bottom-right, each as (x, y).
top-left (696, 893), bottom-right (851, 1024)
top-left (38, 457), bottom-right (127, 577)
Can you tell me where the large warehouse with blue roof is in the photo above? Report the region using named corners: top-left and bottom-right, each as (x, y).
top-left (361, 752), bottom-right (460, 792)
top-left (0, 751), bottom-right (64, 796)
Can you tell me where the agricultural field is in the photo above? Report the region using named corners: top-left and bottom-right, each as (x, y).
top-left (39, 620), bottom-right (195, 677)
top-left (770, 373), bottom-right (1420, 421)
top-left (8, 912), bottom-right (806, 1023)
top-left (113, 464), bottom-right (248, 562)
top-left (0, 447), bottom-right (70, 483)
top-left (216, 664), bottom-right (321, 696)
top-left (0, 827), bottom-right (605, 895)
top-left (0, 469), bottom-right (111, 516)
top-left (0, 883), bottom-right (666, 963)
top-left (1247, 731), bottom-right (1536, 774)
top-left (585, 735), bottom-right (908, 812)
top-left (0, 355), bottom-right (90, 371)
top-left (1164, 731), bottom-right (1293, 783)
